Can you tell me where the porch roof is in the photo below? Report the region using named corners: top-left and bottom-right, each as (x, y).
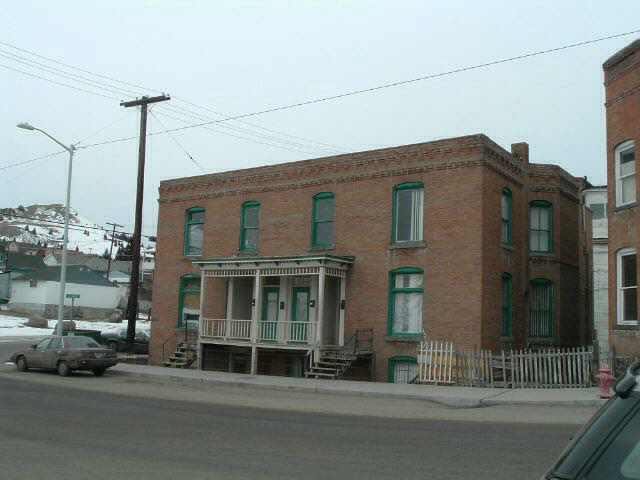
top-left (193, 254), bottom-right (354, 278)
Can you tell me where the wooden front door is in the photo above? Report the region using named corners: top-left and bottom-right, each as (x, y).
top-left (291, 287), bottom-right (310, 342)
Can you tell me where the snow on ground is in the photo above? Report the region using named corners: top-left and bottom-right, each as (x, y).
top-left (0, 314), bottom-right (150, 337)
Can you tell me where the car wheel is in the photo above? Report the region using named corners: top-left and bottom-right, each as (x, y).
top-left (93, 368), bottom-right (106, 377)
top-left (16, 356), bottom-right (28, 372)
top-left (57, 361), bottom-right (71, 377)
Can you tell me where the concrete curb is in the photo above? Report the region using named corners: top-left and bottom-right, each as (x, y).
top-left (110, 366), bottom-right (606, 409)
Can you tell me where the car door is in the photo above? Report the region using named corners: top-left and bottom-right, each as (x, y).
top-left (27, 338), bottom-right (51, 368)
top-left (43, 337), bottom-right (63, 370)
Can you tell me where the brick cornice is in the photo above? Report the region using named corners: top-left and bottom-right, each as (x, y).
top-left (605, 82), bottom-right (640, 108)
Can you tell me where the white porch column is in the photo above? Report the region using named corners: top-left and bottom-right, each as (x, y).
top-left (316, 266), bottom-right (326, 349)
top-left (250, 271), bottom-right (261, 374)
top-left (339, 276), bottom-right (346, 346)
top-left (225, 277), bottom-right (234, 339)
top-left (197, 271), bottom-right (207, 370)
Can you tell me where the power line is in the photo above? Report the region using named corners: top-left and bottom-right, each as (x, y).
top-left (74, 28), bottom-right (640, 148)
top-left (149, 109), bottom-right (205, 172)
top-left (0, 150), bottom-right (66, 172)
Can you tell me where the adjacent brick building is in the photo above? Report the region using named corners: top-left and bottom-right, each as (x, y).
top-left (604, 39), bottom-right (640, 357)
top-left (150, 134), bottom-right (591, 382)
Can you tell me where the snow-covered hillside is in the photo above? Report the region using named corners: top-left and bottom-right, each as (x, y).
top-left (0, 204), bottom-right (152, 257)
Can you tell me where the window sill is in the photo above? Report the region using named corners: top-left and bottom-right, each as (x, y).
top-left (501, 244), bottom-right (514, 252)
top-left (613, 202), bottom-right (638, 213)
top-left (529, 251), bottom-right (554, 257)
top-left (614, 322), bottom-right (639, 330)
top-left (309, 245), bottom-right (335, 253)
top-left (389, 241), bottom-right (426, 250)
top-left (237, 250), bottom-right (259, 257)
top-left (385, 335), bottom-right (423, 343)
top-left (184, 254), bottom-right (203, 260)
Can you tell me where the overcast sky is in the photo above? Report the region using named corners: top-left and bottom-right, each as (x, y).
top-left (1, 1), bottom-right (639, 236)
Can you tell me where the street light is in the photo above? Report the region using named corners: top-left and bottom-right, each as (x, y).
top-left (17, 122), bottom-right (76, 336)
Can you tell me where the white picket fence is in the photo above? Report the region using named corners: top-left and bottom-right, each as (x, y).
top-left (416, 341), bottom-right (594, 389)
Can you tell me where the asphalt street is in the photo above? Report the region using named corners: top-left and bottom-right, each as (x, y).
top-left (0, 372), bottom-right (577, 480)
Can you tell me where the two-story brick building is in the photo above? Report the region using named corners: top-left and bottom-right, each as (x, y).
top-left (604, 39), bottom-right (640, 357)
top-left (150, 134), bottom-right (591, 382)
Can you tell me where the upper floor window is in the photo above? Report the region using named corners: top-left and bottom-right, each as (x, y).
top-left (616, 140), bottom-right (636, 207)
top-left (617, 248), bottom-right (637, 325)
top-left (312, 193), bottom-right (335, 249)
top-left (502, 273), bottom-right (513, 337)
top-left (388, 267), bottom-right (424, 336)
top-left (240, 201), bottom-right (260, 252)
top-left (184, 208), bottom-right (204, 256)
top-left (590, 203), bottom-right (607, 220)
top-left (393, 182), bottom-right (424, 243)
top-left (501, 188), bottom-right (513, 246)
top-left (529, 201), bottom-right (553, 253)
top-left (529, 279), bottom-right (554, 338)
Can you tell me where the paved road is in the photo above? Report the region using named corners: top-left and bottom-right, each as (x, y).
top-left (0, 373), bottom-right (575, 480)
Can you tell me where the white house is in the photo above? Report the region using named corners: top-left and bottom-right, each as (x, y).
top-left (584, 186), bottom-right (609, 362)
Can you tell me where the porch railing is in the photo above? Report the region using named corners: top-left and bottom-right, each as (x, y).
top-left (200, 318), bottom-right (315, 345)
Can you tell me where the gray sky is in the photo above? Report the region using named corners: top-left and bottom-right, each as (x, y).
top-left (1, 1), bottom-right (639, 235)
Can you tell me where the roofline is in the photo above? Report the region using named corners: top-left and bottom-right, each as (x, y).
top-left (160, 133), bottom-right (511, 188)
top-left (603, 38), bottom-right (640, 70)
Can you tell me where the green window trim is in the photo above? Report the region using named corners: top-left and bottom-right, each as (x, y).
top-left (501, 188), bottom-right (513, 246)
top-left (239, 201), bottom-right (261, 252)
top-left (311, 192), bottom-right (335, 249)
top-left (501, 273), bottom-right (513, 337)
top-left (177, 274), bottom-right (201, 329)
top-left (387, 267), bottom-right (424, 337)
top-left (529, 278), bottom-right (554, 338)
top-left (388, 355), bottom-right (418, 383)
top-left (184, 207), bottom-right (205, 257)
top-left (392, 182), bottom-right (425, 243)
top-left (529, 200), bottom-right (554, 253)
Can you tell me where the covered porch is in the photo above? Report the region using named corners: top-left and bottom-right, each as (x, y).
top-left (194, 254), bottom-right (354, 374)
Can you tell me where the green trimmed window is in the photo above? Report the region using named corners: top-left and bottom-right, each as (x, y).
top-left (388, 267), bottom-right (424, 336)
top-left (184, 208), bottom-right (205, 256)
top-left (393, 182), bottom-right (424, 243)
top-left (529, 279), bottom-right (554, 337)
top-left (178, 275), bottom-right (201, 329)
top-left (312, 192), bottom-right (335, 249)
top-left (529, 201), bottom-right (553, 253)
top-left (240, 201), bottom-right (260, 252)
top-left (388, 356), bottom-right (418, 384)
top-left (501, 273), bottom-right (513, 337)
top-left (501, 188), bottom-right (513, 245)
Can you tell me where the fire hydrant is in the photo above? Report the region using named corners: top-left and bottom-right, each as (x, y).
top-left (597, 368), bottom-right (615, 399)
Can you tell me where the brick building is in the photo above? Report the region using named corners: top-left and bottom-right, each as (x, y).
top-left (604, 39), bottom-right (640, 357)
top-left (150, 134), bottom-right (591, 382)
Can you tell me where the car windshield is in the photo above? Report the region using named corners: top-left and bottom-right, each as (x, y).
top-left (62, 337), bottom-right (102, 349)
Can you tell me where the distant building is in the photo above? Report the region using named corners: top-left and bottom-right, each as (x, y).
top-left (583, 186), bottom-right (609, 361)
top-left (603, 39), bottom-right (640, 358)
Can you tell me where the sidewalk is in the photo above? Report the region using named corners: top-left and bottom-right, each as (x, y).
top-left (111, 364), bottom-right (605, 408)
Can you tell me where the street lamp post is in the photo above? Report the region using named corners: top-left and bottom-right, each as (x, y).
top-left (17, 122), bottom-right (75, 336)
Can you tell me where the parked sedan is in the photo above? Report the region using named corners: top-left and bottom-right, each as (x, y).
top-left (542, 362), bottom-right (640, 479)
top-left (100, 327), bottom-right (149, 354)
top-left (10, 336), bottom-right (118, 377)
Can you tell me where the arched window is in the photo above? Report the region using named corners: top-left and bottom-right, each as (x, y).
top-left (502, 273), bottom-right (513, 337)
top-left (178, 275), bottom-right (201, 329)
top-left (529, 201), bottom-right (553, 253)
top-left (501, 188), bottom-right (513, 246)
top-left (240, 201), bottom-right (260, 252)
top-left (388, 267), bottom-right (424, 336)
top-left (184, 208), bottom-right (204, 256)
top-left (392, 182), bottom-right (424, 243)
top-left (312, 192), bottom-right (335, 249)
top-left (617, 248), bottom-right (637, 325)
top-left (529, 279), bottom-right (554, 338)
top-left (615, 140), bottom-right (636, 207)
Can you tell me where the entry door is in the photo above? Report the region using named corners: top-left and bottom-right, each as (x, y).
top-left (291, 287), bottom-right (310, 342)
top-left (261, 287), bottom-right (279, 340)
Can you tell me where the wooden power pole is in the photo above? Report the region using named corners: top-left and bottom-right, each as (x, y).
top-left (105, 221), bottom-right (124, 280)
top-left (121, 94), bottom-right (170, 344)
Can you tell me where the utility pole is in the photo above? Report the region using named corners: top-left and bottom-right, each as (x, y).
top-left (121, 94), bottom-right (170, 344)
top-left (105, 221), bottom-right (124, 280)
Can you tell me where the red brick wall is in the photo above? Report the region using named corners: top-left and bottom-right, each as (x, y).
top-left (605, 40), bottom-right (640, 355)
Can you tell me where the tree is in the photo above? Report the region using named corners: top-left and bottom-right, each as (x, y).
top-left (115, 240), bottom-right (133, 261)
